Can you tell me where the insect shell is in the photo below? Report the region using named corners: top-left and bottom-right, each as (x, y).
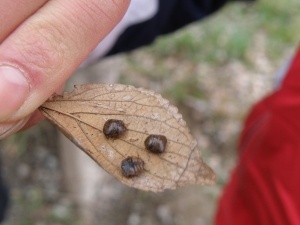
top-left (103, 119), bottom-right (127, 138)
top-left (121, 156), bottom-right (145, 177)
top-left (144, 134), bottom-right (167, 153)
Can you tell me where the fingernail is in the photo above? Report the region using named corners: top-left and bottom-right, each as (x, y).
top-left (0, 66), bottom-right (29, 121)
top-left (0, 116), bottom-right (30, 140)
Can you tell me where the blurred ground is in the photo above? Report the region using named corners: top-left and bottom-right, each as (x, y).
top-left (1, 0), bottom-right (299, 224)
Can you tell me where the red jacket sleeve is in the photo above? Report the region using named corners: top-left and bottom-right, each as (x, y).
top-left (215, 46), bottom-right (300, 225)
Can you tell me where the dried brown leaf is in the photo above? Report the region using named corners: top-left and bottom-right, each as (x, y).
top-left (39, 84), bottom-right (216, 192)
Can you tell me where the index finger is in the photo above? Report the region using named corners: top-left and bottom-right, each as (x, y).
top-left (0, 0), bottom-right (47, 42)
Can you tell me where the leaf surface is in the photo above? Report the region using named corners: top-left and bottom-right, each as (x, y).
top-left (39, 84), bottom-right (216, 192)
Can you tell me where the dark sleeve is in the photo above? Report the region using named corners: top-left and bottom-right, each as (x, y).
top-left (0, 145), bottom-right (9, 223)
top-left (0, 181), bottom-right (8, 223)
top-left (106, 0), bottom-right (232, 56)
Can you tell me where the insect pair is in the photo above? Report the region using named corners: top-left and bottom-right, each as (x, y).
top-left (103, 119), bottom-right (167, 153)
top-left (103, 119), bottom-right (168, 177)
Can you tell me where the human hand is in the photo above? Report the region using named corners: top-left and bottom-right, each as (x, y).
top-left (0, 0), bottom-right (130, 139)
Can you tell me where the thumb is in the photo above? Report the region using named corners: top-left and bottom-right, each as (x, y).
top-left (0, 0), bottom-right (130, 138)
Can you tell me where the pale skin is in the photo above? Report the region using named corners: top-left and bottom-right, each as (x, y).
top-left (0, 0), bottom-right (131, 139)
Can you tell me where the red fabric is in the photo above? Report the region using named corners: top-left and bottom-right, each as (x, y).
top-left (215, 47), bottom-right (300, 225)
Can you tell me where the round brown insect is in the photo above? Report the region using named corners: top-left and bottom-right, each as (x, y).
top-left (103, 119), bottom-right (127, 138)
top-left (144, 134), bottom-right (167, 153)
top-left (121, 156), bottom-right (145, 177)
